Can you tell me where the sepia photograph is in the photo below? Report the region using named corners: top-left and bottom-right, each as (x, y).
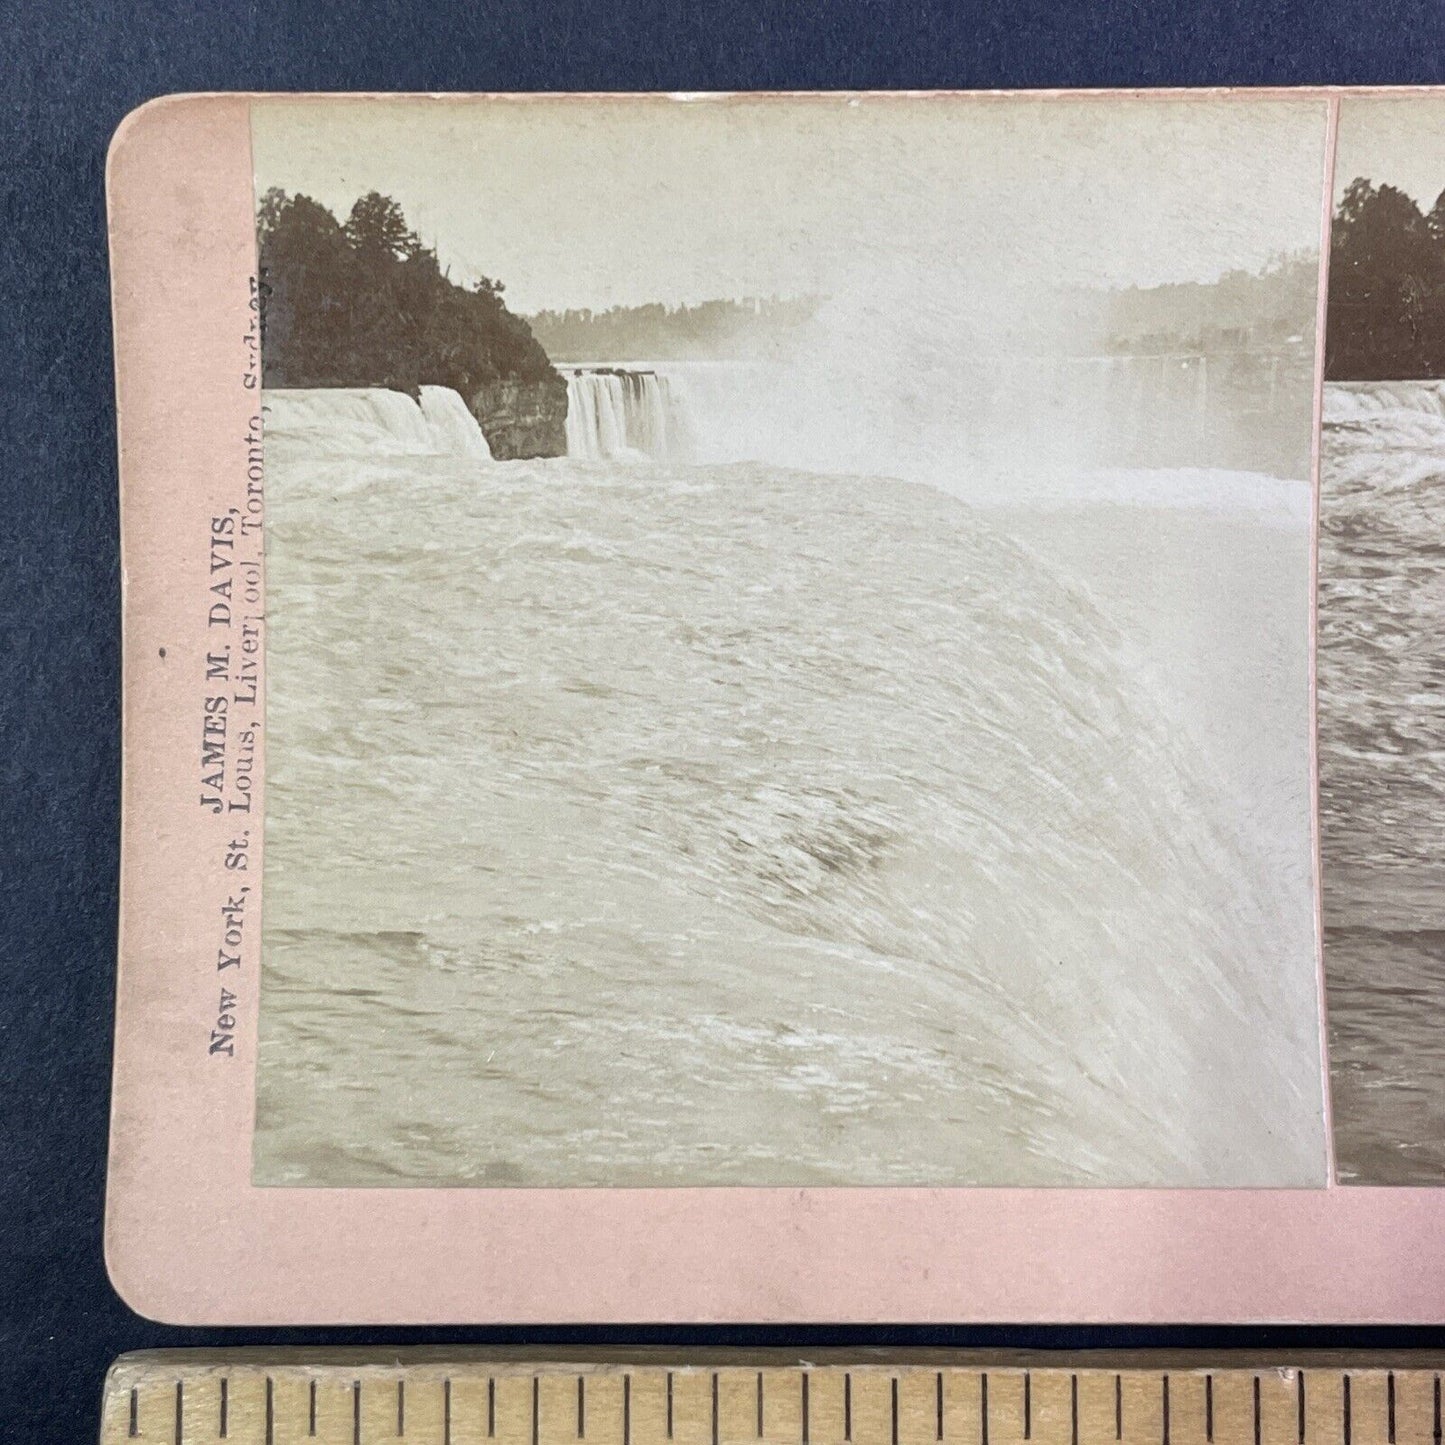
top-left (1320, 96), bottom-right (1445, 1186)
top-left (249, 94), bottom-right (1331, 1189)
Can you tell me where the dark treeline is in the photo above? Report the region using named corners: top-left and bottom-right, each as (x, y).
top-left (1327, 177), bottom-right (1445, 380)
top-left (527, 296), bottom-right (819, 361)
top-left (257, 189), bottom-right (558, 393)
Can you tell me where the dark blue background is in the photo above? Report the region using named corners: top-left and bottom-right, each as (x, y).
top-left (6, 4), bottom-right (1445, 1440)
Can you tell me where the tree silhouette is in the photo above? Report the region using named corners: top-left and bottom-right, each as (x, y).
top-left (343, 191), bottom-right (420, 262)
top-left (1327, 176), bottom-right (1445, 379)
top-left (256, 189), bottom-right (559, 395)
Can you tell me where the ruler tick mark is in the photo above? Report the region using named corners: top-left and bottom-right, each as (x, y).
top-left (108, 1361), bottom-right (1445, 1445)
top-left (106, 1358), bottom-right (1445, 1445)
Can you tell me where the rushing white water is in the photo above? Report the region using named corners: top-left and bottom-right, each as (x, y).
top-left (418, 385), bottom-right (493, 459)
top-left (564, 368), bottom-right (693, 461)
top-left (263, 385), bottom-right (492, 459)
top-left (255, 380), bottom-right (1325, 1189)
top-left (1319, 380), bottom-right (1445, 1184)
top-left (1324, 379), bottom-right (1445, 423)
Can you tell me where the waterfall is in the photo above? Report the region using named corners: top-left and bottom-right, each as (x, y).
top-left (564, 368), bottom-right (694, 461)
top-left (263, 386), bottom-right (492, 460)
top-left (418, 385), bottom-right (493, 459)
top-left (555, 349), bottom-right (1307, 480)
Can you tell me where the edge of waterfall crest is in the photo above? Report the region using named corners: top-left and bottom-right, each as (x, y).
top-left (262, 386), bottom-right (493, 460)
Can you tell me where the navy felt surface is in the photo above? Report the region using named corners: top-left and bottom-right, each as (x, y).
top-left (6, 3), bottom-right (1445, 1439)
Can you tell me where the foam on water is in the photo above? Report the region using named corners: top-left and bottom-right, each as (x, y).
top-left (419, 385), bottom-right (493, 459)
top-left (1324, 378), bottom-right (1445, 424)
top-left (254, 393), bottom-right (1326, 1190)
top-left (264, 386), bottom-right (493, 459)
top-left (1319, 380), bottom-right (1445, 1184)
top-left (1319, 382), bottom-right (1445, 913)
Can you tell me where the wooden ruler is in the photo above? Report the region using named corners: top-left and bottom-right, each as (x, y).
top-left (100, 1355), bottom-right (1445, 1445)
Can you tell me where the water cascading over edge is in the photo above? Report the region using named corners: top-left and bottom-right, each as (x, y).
top-left (564, 368), bottom-right (695, 461)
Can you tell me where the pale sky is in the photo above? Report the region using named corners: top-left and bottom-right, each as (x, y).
top-left (1335, 94), bottom-right (1445, 210)
top-left (251, 94), bottom-right (1330, 314)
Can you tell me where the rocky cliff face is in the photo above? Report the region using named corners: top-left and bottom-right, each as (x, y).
top-left (469, 378), bottom-right (568, 460)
